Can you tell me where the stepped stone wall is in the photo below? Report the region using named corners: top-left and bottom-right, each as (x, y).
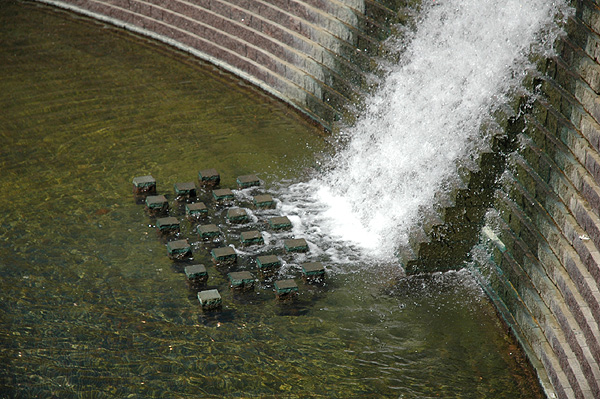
top-left (35, 0), bottom-right (408, 129)
top-left (472, 1), bottom-right (600, 398)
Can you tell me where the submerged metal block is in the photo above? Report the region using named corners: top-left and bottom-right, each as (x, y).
top-left (132, 175), bottom-right (156, 195)
top-left (256, 255), bottom-right (281, 277)
top-left (253, 194), bottom-right (275, 209)
top-left (226, 208), bottom-right (249, 224)
top-left (212, 188), bottom-right (234, 202)
top-left (156, 216), bottom-right (180, 235)
top-left (145, 195), bottom-right (169, 217)
top-left (268, 216), bottom-right (292, 230)
top-left (198, 169), bottom-right (220, 188)
top-left (284, 238), bottom-right (309, 253)
top-left (174, 182), bottom-right (197, 201)
top-left (211, 246), bottom-right (237, 265)
top-left (237, 174), bottom-right (260, 189)
top-left (274, 279), bottom-right (298, 300)
top-left (240, 230), bottom-right (263, 246)
top-left (228, 271), bottom-right (255, 291)
top-left (197, 224), bottom-right (220, 240)
top-left (301, 262), bottom-right (325, 283)
top-left (167, 239), bottom-right (192, 261)
top-left (186, 202), bottom-right (208, 221)
top-left (184, 264), bottom-right (208, 287)
top-left (198, 289), bottom-right (222, 310)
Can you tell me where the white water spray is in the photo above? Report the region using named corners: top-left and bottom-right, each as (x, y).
top-left (278, 0), bottom-right (570, 267)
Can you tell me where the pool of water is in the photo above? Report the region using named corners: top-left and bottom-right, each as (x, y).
top-left (0, 1), bottom-right (543, 397)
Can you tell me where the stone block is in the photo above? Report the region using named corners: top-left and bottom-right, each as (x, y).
top-left (211, 246), bottom-right (237, 265)
top-left (156, 216), bottom-right (180, 235)
top-left (284, 238), bottom-right (309, 253)
top-left (198, 289), bottom-right (222, 310)
top-left (301, 262), bottom-right (325, 283)
top-left (145, 195), bottom-right (169, 217)
top-left (274, 279), bottom-right (298, 300)
top-left (228, 271), bottom-right (255, 291)
top-left (184, 264), bottom-right (208, 288)
top-left (253, 194), bottom-right (275, 209)
top-left (237, 174), bottom-right (260, 189)
top-left (174, 182), bottom-right (197, 201)
top-left (226, 208), bottom-right (249, 223)
top-left (197, 224), bottom-right (220, 240)
top-left (185, 202), bottom-right (208, 221)
top-left (269, 216), bottom-right (292, 230)
top-left (198, 168), bottom-right (220, 187)
top-left (167, 239), bottom-right (192, 261)
top-left (212, 188), bottom-right (234, 202)
top-left (256, 255), bottom-right (281, 277)
top-left (240, 230), bottom-right (264, 246)
top-left (132, 175), bottom-right (156, 195)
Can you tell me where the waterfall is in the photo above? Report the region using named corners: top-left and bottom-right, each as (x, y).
top-left (278, 0), bottom-right (570, 268)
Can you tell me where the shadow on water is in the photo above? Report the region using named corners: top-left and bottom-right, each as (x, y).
top-left (0, 0), bottom-right (544, 397)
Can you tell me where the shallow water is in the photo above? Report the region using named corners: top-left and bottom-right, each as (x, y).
top-left (0, 1), bottom-right (543, 397)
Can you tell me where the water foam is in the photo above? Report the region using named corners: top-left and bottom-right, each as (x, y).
top-left (278, 0), bottom-right (570, 268)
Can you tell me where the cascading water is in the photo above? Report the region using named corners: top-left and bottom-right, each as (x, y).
top-left (279, 0), bottom-right (571, 267)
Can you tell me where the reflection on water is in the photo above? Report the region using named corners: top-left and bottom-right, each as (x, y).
top-left (0, 1), bottom-right (543, 397)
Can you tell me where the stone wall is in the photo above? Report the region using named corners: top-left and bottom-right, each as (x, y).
top-left (35, 0), bottom-right (409, 129)
top-left (472, 1), bottom-right (600, 398)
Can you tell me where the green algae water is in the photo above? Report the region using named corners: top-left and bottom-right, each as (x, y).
top-left (0, 1), bottom-right (544, 397)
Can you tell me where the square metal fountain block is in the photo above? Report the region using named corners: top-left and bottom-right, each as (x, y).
top-left (228, 271), bottom-right (255, 291)
top-left (237, 174), bottom-right (260, 189)
top-left (253, 194), bottom-right (275, 209)
top-left (302, 262), bottom-right (325, 282)
top-left (198, 289), bottom-right (222, 310)
top-left (268, 216), bottom-right (292, 230)
top-left (167, 239), bottom-right (192, 260)
top-left (198, 169), bottom-right (220, 187)
top-left (284, 238), bottom-right (309, 253)
top-left (274, 279), bottom-right (298, 300)
top-left (185, 202), bottom-right (208, 220)
top-left (174, 182), bottom-right (197, 197)
top-left (184, 264), bottom-right (208, 285)
top-left (197, 224), bottom-right (220, 239)
top-left (211, 246), bottom-right (237, 264)
top-left (156, 216), bottom-right (180, 234)
top-left (240, 230), bottom-right (264, 246)
top-left (212, 188), bottom-right (234, 201)
top-left (132, 175), bottom-right (156, 195)
top-left (226, 208), bottom-right (249, 223)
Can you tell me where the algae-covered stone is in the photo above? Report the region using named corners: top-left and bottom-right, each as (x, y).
top-left (167, 239), bottom-right (192, 261)
top-left (274, 279), bottom-right (298, 300)
top-left (184, 264), bottom-right (208, 287)
top-left (212, 188), bottom-right (234, 202)
top-left (132, 175), bottom-right (156, 195)
top-left (174, 182), bottom-right (197, 200)
top-left (211, 246), bottom-right (237, 265)
top-left (237, 174), bottom-right (260, 189)
top-left (198, 169), bottom-right (220, 187)
top-left (284, 238), bottom-right (309, 253)
top-left (268, 216), bottom-right (292, 230)
top-left (145, 195), bottom-right (169, 216)
top-left (197, 224), bottom-right (220, 240)
top-left (186, 202), bottom-right (208, 221)
top-left (256, 255), bottom-right (281, 277)
top-left (301, 262), bottom-right (325, 283)
top-left (198, 289), bottom-right (222, 310)
top-left (228, 271), bottom-right (255, 291)
top-left (226, 208), bottom-right (249, 224)
top-left (156, 216), bottom-right (180, 235)
top-left (240, 230), bottom-right (264, 246)
top-left (253, 194), bottom-right (275, 209)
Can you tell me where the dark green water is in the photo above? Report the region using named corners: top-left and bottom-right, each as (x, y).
top-left (0, 1), bottom-right (543, 397)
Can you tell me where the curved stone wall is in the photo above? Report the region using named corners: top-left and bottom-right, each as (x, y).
top-left (472, 1), bottom-right (600, 398)
top-left (36, 0), bottom-right (407, 129)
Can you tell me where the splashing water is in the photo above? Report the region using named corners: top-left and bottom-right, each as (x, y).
top-left (277, 0), bottom-right (570, 267)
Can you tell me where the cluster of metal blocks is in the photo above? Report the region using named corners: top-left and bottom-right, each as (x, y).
top-left (132, 170), bottom-right (326, 311)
